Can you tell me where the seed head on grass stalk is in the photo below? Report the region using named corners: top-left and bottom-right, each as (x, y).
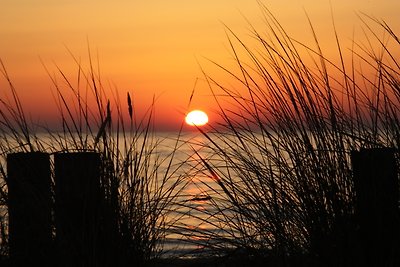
top-left (44, 55), bottom-right (188, 265)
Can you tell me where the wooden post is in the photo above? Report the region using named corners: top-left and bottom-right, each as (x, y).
top-left (6, 152), bottom-right (52, 265)
top-left (55, 152), bottom-right (101, 266)
top-left (351, 148), bottom-right (400, 266)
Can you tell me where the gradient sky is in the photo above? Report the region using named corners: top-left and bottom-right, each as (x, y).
top-left (1, 0), bottom-right (399, 131)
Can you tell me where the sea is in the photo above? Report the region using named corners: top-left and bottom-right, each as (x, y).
top-left (140, 131), bottom-right (234, 257)
top-left (0, 130), bottom-right (239, 258)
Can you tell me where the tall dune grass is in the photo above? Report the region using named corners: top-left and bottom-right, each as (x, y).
top-left (190, 7), bottom-right (400, 266)
top-left (0, 53), bottom-right (186, 265)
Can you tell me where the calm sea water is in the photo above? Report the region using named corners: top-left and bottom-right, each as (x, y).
top-left (153, 131), bottom-right (271, 257)
top-left (0, 131), bottom-right (234, 257)
top-left (149, 132), bottom-right (229, 257)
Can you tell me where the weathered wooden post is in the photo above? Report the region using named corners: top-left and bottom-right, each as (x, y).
top-left (351, 148), bottom-right (400, 266)
top-left (55, 152), bottom-right (101, 266)
top-left (6, 152), bottom-right (52, 265)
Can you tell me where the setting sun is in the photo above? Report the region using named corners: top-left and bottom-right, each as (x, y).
top-left (185, 110), bottom-right (209, 126)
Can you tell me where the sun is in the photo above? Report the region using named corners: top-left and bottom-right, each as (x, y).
top-left (185, 110), bottom-right (209, 126)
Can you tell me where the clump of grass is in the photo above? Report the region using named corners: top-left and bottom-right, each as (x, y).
top-left (0, 51), bottom-right (186, 265)
top-left (190, 6), bottom-right (400, 266)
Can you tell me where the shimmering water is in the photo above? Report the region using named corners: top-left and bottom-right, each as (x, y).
top-left (151, 132), bottom-right (229, 256)
top-left (0, 131), bottom-right (234, 257)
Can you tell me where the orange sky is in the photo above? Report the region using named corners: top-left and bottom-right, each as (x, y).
top-left (1, 0), bottom-right (399, 131)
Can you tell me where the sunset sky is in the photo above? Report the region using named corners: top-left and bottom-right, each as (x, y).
top-left (1, 0), bottom-right (399, 131)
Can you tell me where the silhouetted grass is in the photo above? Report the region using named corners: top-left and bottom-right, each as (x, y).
top-left (0, 52), bottom-right (187, 266)
top-left (187, 7), bottom-right (400, 267)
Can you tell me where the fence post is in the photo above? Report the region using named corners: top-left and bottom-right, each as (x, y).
top-left (351, 148), bottom-right (400, 266)
top-left (54, 152), bottom-right (101, 266)
top-left (6, 152), bottom-right (52, 265)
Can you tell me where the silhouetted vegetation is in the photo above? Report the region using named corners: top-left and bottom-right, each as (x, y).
top-left (1, 5), bottom-right (400, 267)
top-left (183, 6), bottom-right (400, 267)
top-left (0, 54), bottom-right (187, 266)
